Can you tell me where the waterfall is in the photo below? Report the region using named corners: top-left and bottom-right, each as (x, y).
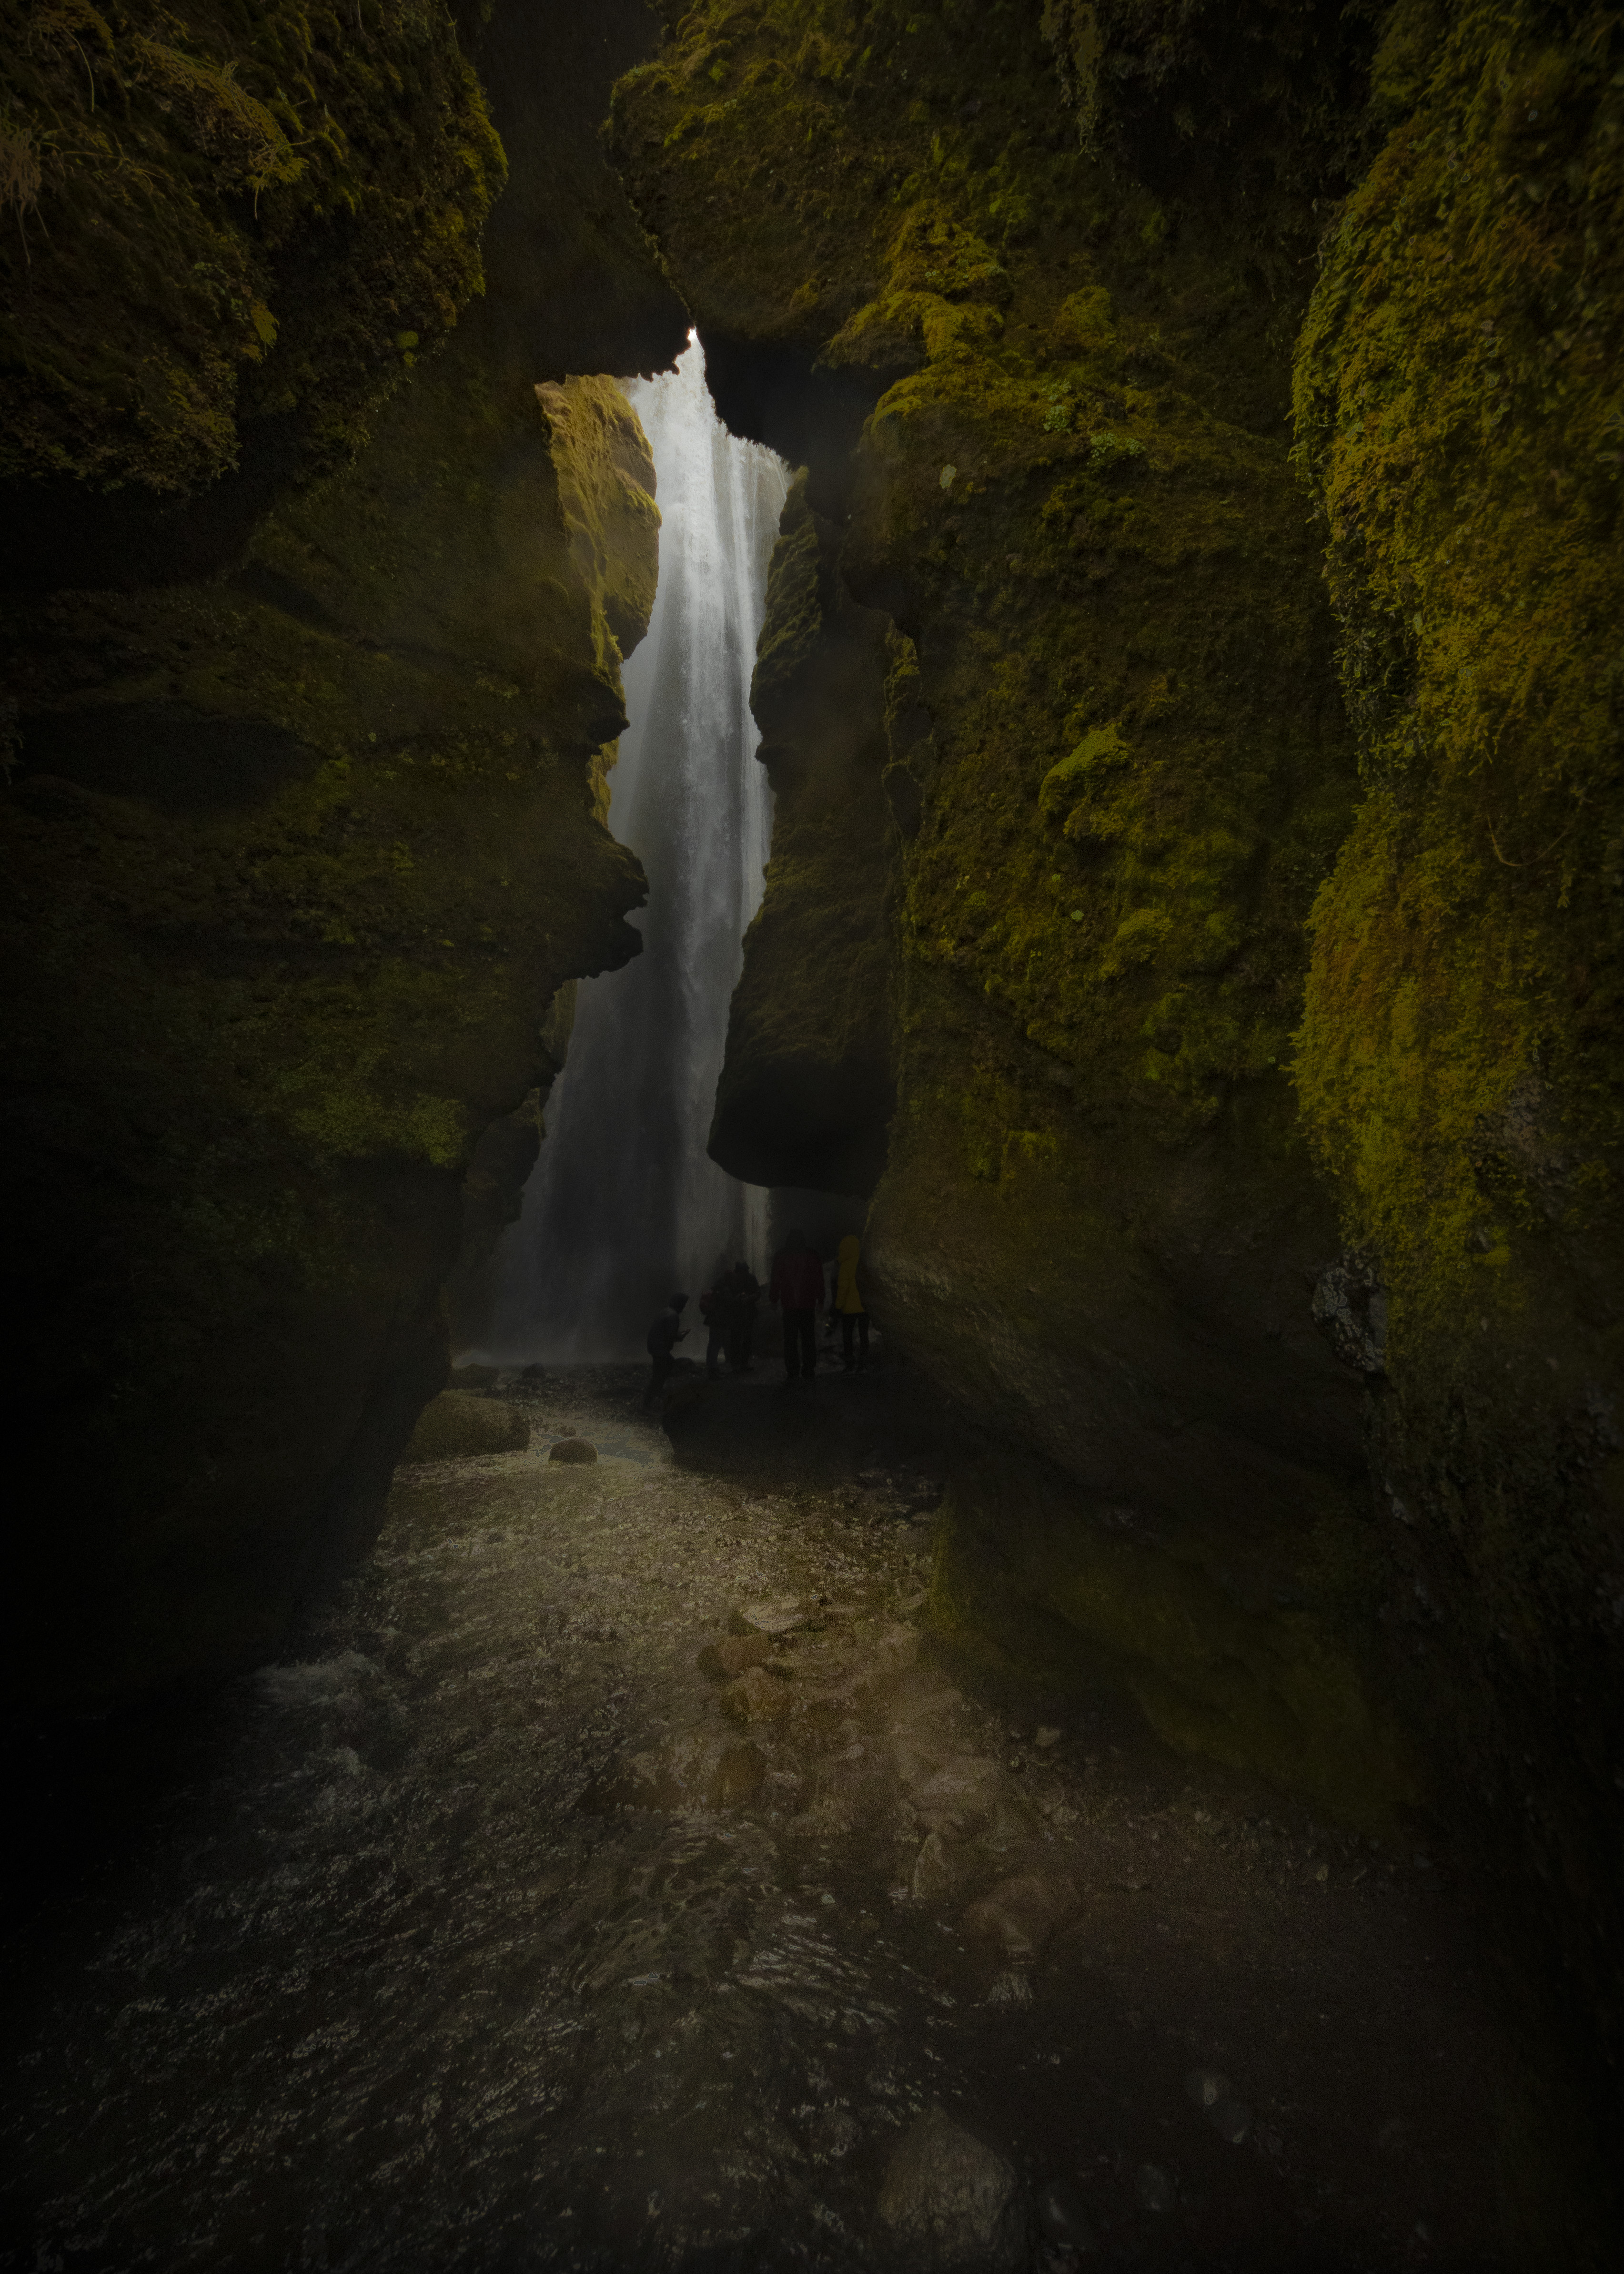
top-left (489, 334), bottom-right (790, 1360)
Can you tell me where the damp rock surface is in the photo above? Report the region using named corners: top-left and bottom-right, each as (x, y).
top-left (0, 1367), bottom-right (1516, 2269)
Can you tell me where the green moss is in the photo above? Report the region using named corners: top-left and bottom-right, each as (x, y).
top-left (0, 0), bottom-right (504, 493)
top-left (1292, 0), bottom-right (1624, 1351)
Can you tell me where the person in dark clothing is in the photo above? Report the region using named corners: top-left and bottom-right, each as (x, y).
top-left (700, 1274), bottom-right (733, 1379)
top-left (643, 1292), bottom-right (688, 1407)
top-left (768, 1230), bottom-right (824, 1383)
top-left (726, 1260), bottom-right (760, 1371)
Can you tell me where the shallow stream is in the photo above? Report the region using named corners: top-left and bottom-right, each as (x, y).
top-left (2, 1369), bottom-right (1512, 2271)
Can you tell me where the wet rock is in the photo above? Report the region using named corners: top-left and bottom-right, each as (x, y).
top-left (595, 1736), bottom-right (765, 1812)
top-left (1135, 2162), bottom-right (1174, 2214)
top-left (400, 1391), bottom-right (528, 1462)
top-left (1036, 2177), bottom-right (1096, 2251)
top-left (450, 1362), bottom-right (500, 1390)
top-left (908, 1756), bottom-right (1005, 1833)
top-left (877, 2105), bottom-right (1027, 2271)
top-left (1185, 2066), bottom-right (1251, 2143)
top-left (720, 1664), bottom-right (792, 1723)
top-left (698, 1633), bottom-right (772, 1679)
top-left (548, 1437), bottom-right (597, 1463)
top-left (962, 1873), bottom-right (1078, 1958)
top-left (737, 1598), bottom-right (804, 1634)
top-left (911, 1828), bottom-right (971, 1903)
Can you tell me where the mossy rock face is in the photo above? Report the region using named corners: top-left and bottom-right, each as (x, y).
top-left (0, 0), bottom-right (504, 570)
top-left (0, 4), bottom-right (680, 1717)
top-left (402, 1390), bottom-right (529, 1462)
top-left (618, 0), bottom-right (1369, 1661)
top-left (617, 6), bottom-right (1621, 2240)
top-left (1290, 0), bottom-right (1624, 2222)
top-left (710, 470), bottom-right (896, 1194)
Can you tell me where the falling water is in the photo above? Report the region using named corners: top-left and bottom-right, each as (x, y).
top-left (491, 334), bottom-right (790, 1360)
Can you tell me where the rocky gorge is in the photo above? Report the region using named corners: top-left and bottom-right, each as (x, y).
top-left (2, 0), bottom-right (1620, 2264)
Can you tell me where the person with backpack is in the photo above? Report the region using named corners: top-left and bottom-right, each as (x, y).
top-left (643, 1292), bottom-right (688, 1407)
top-left (767, 1230), bottom-right (824, 1386)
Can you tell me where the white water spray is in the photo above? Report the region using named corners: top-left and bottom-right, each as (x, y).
top-left (490, 335), bottom-right (790, 1359)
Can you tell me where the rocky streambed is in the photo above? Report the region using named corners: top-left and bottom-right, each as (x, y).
top-left (2, 1369), bottom-right (1512, 2270)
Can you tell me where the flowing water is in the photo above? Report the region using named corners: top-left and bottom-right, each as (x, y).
top-left (489, 336), bottom-right (789, 1362)
top-left (2, 1371), bottom-right (1514, 2272)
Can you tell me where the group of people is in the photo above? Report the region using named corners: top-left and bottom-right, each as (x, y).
top-left (642, 1228), bottom-right (870, 1405)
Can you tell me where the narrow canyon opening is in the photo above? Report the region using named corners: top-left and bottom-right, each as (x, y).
top-left (482, 335), bottom-right (789, 1362)
top-left (2, 2), bottom-right (1619, 2268)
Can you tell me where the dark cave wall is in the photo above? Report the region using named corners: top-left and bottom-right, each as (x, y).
top-left (610, 1), bottom-right (1623, 2249)
top-left (0, 0), bottom-right (686, 1714)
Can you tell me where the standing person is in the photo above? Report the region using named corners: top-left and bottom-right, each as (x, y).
top-left (642, 1292), bottom-right (688, 1407)
top-left (768, 1229), bottom-right (824, 1386)
top-left (727, 1260), bottom-right (760, 1372)
top-left (700, 1271), bottom-right (734, 1379)
top-left (834, 1230), bottom-right (869, 1371)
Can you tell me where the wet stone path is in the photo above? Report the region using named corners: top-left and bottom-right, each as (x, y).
top-left (2, 1369), bottom-right (1511, 2271)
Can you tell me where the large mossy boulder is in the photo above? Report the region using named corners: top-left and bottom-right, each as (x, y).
top-left (402, 1391), bottom-right (529, 1463)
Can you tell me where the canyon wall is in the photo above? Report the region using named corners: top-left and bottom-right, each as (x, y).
top-left (0, 0), bottom-right (685, 1711)
top-left (611, 0), bottom-right (1623, 2247)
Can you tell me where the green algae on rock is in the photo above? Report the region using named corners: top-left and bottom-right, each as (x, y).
top-left (0, 0), bottom-right (504, 501)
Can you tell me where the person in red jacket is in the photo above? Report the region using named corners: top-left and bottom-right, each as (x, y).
top-left (768, 1228), bottom-right (825, 1384)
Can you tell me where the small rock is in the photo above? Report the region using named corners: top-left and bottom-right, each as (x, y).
top-left (698, 1634), bottom-right (771, 1680)
top-left (912, 1829), bottom-right (970, 1903)
top-left (737, 1599), bottom-right (804, 1635)
top-left (595, 1736), bottom-right (764, 1812)
top-left (1035, 1726), bottom-right (1062, 1748)
top-left (1185, 2068), bottom-right (1250, 2143)
top-left (877, 2106), bottom-right (1027, 2271)
top-left (1185, 2068), bottom-right (1231, 2111)
top-left (720, 1664), bottom-right (792, 1724)
top-left (962, 1873), bottom-right (1077, 1958)
top-left (449, 1362), bottom-right (499, 1390)
top-left (1035, 2176), bottom-right (1095, 2251)
top-left (1135, 2162), bottom-right (1174, 2214)
top-left (548, 1437), bottom-right (597, 1463)
top-left (518, 1362), bottom-right (547, 1383)
top-left (1208, 2097), bottom-right (1252, 2145)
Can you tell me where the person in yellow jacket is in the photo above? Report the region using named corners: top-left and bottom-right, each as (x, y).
top-left (833, 1231), bottom-right (869, 1372)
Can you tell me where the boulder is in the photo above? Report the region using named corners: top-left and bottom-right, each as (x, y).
top-left (962, 1873), bottom-right (1078, 1959)
top-left (719, 1664), bottom-right (793, 1724)
top-left (699, 1633), bottom-right (771, 1679)
top-left (548, 1437), bottom-right (597, 1463)
top-left (400, 1391), bottom-right (528, 1463)
top-left (450, 1362), bottom-right (500, 1390)
top-left (877, 2106), bottom-right (1027, 2271)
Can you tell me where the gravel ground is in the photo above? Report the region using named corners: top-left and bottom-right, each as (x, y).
top-left (0, 1365), bottom-right (1512, 2271)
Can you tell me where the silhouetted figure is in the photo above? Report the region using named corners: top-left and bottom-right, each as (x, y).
top-left (834, 1231), bottom-right (869, 1371)
top-left (700, 1272), bottom-right (732, 1379)
top-left (769, 1230), bottom-right (824, 1385)
top-left (643, 1292), bottom-right (688, 1407)
top-left (727, 1261), bottom-right (761, 1371)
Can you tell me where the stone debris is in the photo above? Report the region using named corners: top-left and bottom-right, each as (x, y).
top-left (1185, 2065), bottom-right (1252, 2143)
top-left (698, 1633), bottom-right (772, 1679)
top-left (737, 1598), bottom-right (804, 1634)
top-left (720, 1664), bottom-right (793, 1724)
top-left (548, 1437), bottom-right (597, 1463)
top-left (962, 1873), bottom-right (1078, 1958)
top-left (1035, 1726), bottom-right (1063, 1748)
top-left (877, 2105), bottom-right (1028, 2271)
top-left (911, 1829), bottom-right (971, 1903)
top-left (1135, 2162), bottom-right (1174, 2214)
top-left (1035, 2175), bottom-right (1096, 2252)
top-left (598, 1734), bottom-right (765, 1812)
